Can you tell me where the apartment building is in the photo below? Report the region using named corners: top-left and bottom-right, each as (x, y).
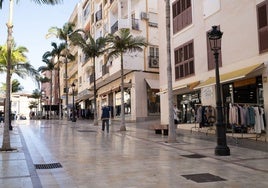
top-left (158, 0), bottom-right (268, 136)
top-left (69, 0), bottom-right (160, 121)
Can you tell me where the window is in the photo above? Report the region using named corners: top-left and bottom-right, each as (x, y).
top-left (83, 2), bottom-right (90, 22)
top-left (172, 0), bottom-right (192, 34)
top-left (149, 47), bottom-right (159, 58)
top-left (174, 40), bottom-right (194, 79)
top-left (207, 25), bottom-right (222, 70)
top-left (257, 1), bottom-right (268, 53)
top-left (149, 47), bottom-right (159, 68)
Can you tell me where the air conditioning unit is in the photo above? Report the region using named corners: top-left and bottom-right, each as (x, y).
top-left (141, 12), bottom-right (149, 20)
top-left (150, 58), bottom-right (159, 68)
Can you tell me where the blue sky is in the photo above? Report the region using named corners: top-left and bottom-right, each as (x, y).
top-left (0, 0), bottom-right (80, 93)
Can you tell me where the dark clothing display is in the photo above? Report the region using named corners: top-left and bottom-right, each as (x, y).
top-left (196, 105), bottom-right (215, 128)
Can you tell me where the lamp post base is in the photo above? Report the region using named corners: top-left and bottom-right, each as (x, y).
top-left (215, 145), bottom-right (230, 156)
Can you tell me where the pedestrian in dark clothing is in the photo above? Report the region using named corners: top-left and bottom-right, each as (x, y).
top-left (101, 106), bottom-right (110, 133)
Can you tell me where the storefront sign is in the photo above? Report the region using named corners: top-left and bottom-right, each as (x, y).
top-left (201, 86), bottom-right (214, 106)
top-left (233, 77), bottom-right (256, 88)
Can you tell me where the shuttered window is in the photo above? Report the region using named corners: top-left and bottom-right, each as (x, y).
top-left (172, 0), bottom-right (192, 34)
top-left (207, 25), bottom-right (222, 70)
top-left (257, 1), bottom-right (268, 53)
top-left (174, 40), bottom-right (194, 80)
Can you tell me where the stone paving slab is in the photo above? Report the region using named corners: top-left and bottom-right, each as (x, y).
top-left (0, 119), bottom-right (268, 188)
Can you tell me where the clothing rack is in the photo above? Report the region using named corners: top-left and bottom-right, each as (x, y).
top-left (228, 103), bottom-right (266, 143)
top-left (191, 105), bottom-right (216, 134)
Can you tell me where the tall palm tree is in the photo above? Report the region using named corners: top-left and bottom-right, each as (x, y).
top-left (0, 43), bottom-right (39, 150)
top-left (38, 51), bottom-right (54, 119)
top-left (50, 42), bottom-right (66, 119)
top-left (47, 22), bottom-right (75, 120)
top-left (69, 29), bottom-right (108, 126)
top-left (0, 0), bottom-right (62, 151)
top-left (165, 0), bottom-right (176, 142)
top-left (106, 28), bottom-right (147, 131)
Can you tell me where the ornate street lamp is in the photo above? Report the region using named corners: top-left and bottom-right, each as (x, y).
top-left (71, 82), bottom-right (76, 122)
top-left (208, 26), bottom-right (230, 156)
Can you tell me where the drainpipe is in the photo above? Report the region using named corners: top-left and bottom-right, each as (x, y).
top-left (144, 0), bottom-right (149, 70)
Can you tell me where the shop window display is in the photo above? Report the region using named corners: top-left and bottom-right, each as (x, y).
top-left (115, 90), bottom-right (131, 117)
top-left (177, 91), bottom-right (201, 123)
top-left (147, 87), bottom-right (160, 115)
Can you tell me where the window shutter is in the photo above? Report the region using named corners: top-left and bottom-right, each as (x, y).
top-left (257, 2), bottom-right (268, 53)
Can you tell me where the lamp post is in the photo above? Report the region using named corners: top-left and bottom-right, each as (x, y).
top-left (71, 82), bottom-right (76, 122)
top-left (46, 96), bottom-right (49, 119)
top-left (208, 26), bottom-right (230, 156)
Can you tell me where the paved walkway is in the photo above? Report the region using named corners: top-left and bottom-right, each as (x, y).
top-left (0, 119), bottom-right (268, 188)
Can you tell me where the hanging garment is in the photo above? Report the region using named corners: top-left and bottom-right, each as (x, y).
top-left (229, 104), bottom-right (238, 125)
top-left (254, 107), bottom-right (265, 134)
top-left (196, 106), bottom-right (203, 123)
top-left (247, 106), bottom-right (255, 126)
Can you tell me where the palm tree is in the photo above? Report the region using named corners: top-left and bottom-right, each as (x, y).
top-left (165, 0), bottom-right (176, 142)
top-left (47, 22), bottom-right (75, 120)
top-left (28, 100), bottom-right (38, 118)
top-left (49, 42), bottom-right (66, 119)
top-left (38, 51), bottom-right (54, 119)
top-left (106, 28), bottom-right (147, 131)
top-left (1, 79), bottom-right (24, 93)
top-left (69, 29), bottom-right (108, 126)
top-left (0, 0), bottom-right (62, 151)
top-left (31, 89), bottom-right (42, 118)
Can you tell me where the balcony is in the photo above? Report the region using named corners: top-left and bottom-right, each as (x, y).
top-left (95, 9), bottom-right (102, 22)
top-left (111, 19), bottom-right (130, 34)
top-left (111, 21), bottom-right (118, 34)
top-left (132, 18), bottom-right (139, 30)
top-left (102, 64), bottom-right (109, 76)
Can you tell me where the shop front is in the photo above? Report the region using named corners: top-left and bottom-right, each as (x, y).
top-left (195, 63), bottom-right (266, 136)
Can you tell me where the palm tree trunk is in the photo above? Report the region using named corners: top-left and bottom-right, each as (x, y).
top-left (58, 67), bottom-right (62, 119)
top-left (120, 53), bottom-right (126, 131)
top-left (93, 58), bottom-right (98, 126)
top-left (65, 55), bottom-right (69, 120)
top-left (1, 0), bottom-right (14, 151)
top-left (166, 0), bottom-right (176, 142)
top-left (49, 70), bottom-right (53, 119)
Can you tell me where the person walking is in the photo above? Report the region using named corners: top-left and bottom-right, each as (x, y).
top-left (101, 105), bottom-right (110, 133)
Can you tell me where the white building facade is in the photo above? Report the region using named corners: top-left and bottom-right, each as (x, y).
top-left (73, 0), bottom-right (160, 121)
top-left (158, 0), bottom-right (268, 136)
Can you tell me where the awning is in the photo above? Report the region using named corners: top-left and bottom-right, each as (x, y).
top-left (156, 81), bottom-right (200, 95)
top-left (194, 63), bottom-right (265, 89)
top-left (145, 79), bottom-right (159, 90)
top-left (173, 81), bottom-right (200, 91)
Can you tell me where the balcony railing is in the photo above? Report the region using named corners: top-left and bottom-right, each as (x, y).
top-left (111, 19), bottom-right (131, 34)
top-left (95, 9), bottom-right (102, 22)
top-left (132, 18), bottom-right (139, 30)
top-left (89, 74), bottom-right (94, 83)
top-left (111, 21), bottom-right (118, 34)
top-left (102, 64), bottom-right (109, 76)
